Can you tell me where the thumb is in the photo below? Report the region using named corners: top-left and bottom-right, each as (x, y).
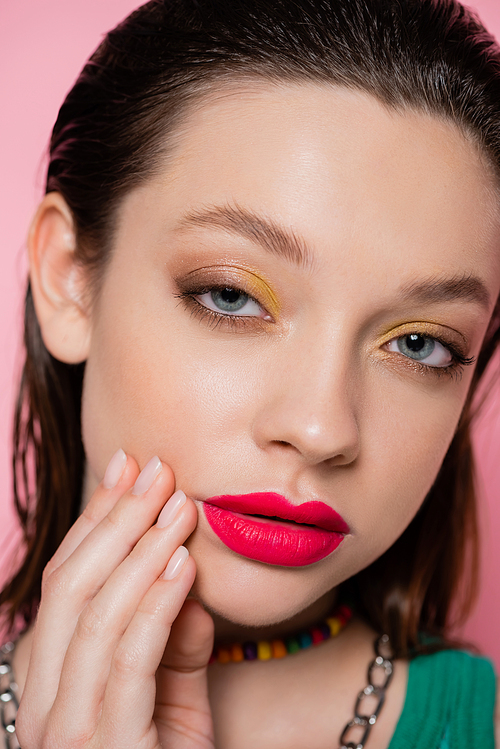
top-left (155, 598), bottom-right (215, 746)
top-left (161, 598), bottom-right (214, 672)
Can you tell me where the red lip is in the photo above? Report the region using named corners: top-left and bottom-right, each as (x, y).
top-left (202, 492), bottom-right (349, 567)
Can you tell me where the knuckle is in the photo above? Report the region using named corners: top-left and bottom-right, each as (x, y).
top-left (98, 506), bottom-right (136, 548)
top-left (76, 601), bottom-right (106, 642)
top-left (103, 503), bottom-right (129, 532)
top-left (50, 725), bottom-right (92, 749)
top-left (41, 557), bottom-right (60, 591)
top-left (41, 563), bottom-right (76, 601)
top-left (40, 729), bottom-right (87, 749)
top-left (81, 498), bottom-right (104, 525)
top-left (137, 596), bottom-right (164, 619)
top-left (111, 640), bottom-right (144, 682)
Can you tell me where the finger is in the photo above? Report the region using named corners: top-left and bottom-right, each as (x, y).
top-left (88, 554), bottom-right (196, 749)
top-left (156, 597), bottom-right (214, 715)
top-left (46, 497), bottom-right (197, 743)
top-left (18, 451), bottom-right (138, 746)
top-left (21, 458), bottom-right (175, 742)
top-left (45, 451), bottom-right (140, 576)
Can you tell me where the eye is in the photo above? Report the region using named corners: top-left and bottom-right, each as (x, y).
top-left (196, 287), bottom-right (266, 317)
top-left (385, 334), bottom-right (452, 367)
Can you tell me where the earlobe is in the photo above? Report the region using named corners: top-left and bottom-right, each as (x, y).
top-left (28, 192), bottom-right (91, 364)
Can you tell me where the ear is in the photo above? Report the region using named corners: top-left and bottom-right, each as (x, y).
top-left (28, 192), bottom-right (91, 364)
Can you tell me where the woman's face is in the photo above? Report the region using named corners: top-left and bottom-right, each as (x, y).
top-left (81, 83), bottom-right (500, 627)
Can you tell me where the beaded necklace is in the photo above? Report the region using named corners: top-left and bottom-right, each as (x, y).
top-left (210, 603), bottom-right (353, 664)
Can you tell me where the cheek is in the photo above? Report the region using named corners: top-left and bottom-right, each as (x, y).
top-left (344, 379), bottom-right (464, 572)
top-left (81, 295), bottom-right (262, 485)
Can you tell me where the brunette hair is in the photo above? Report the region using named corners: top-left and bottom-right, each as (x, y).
top-left (2, 0), bottom-right (500, 656)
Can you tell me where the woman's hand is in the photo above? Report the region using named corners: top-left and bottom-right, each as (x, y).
top-left (16, 451), bottom-right (215, 749)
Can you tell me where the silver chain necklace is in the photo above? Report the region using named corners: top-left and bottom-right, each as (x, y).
top-left (1, 634), bottom-right (393, 749)
top-left (0, 642), bottom-right (20, 749)
top-left (340, 634), bottom-right (394, 749)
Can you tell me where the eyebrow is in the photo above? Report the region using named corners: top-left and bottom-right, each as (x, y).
top-left (177, 205), bottom-right (491, 311)
top-left (398, 273), bottom-right (491, 311)
top-left (177, 204), bottom-right (313, 268)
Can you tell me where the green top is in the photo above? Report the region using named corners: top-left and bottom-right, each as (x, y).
top-left (388, 649), bottom-right (496, 749)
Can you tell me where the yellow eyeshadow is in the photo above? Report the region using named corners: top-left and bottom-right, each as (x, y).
top-left (180, 264), bottom-right (281, 319)
top-left (377, 321), bottom-right (466, 348)
top-left (240, 270), bottom-right (281, 319)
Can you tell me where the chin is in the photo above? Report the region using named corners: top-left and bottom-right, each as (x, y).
top-left (188, 542), bottom-right (338, 630)
top-left (190, 584), bottom-right (302, 629)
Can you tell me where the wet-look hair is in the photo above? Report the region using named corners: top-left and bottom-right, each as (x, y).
top-left (2, 0), bottom-right (500, 656)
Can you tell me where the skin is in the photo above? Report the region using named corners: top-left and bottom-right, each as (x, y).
top-left (11, 83), bottom-right (500, 748)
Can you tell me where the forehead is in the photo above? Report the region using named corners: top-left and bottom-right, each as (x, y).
top-left (143, 82), bottom-right (500, 289)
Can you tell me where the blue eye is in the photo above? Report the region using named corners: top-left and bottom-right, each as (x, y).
top-left (386, 334), bottom-right (452, 367)
top-left (196, 287), bottom-right (265, 316)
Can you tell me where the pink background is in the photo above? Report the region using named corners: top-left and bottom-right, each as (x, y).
top-left (1, 1), bottom-right (499, 667)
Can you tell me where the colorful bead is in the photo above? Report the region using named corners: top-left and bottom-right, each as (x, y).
top-left (327, 616), bottom-right (341, 637)
top-left (338, 604), bottom-right (353, 621)
top-left (211, 604), bottom-right (352, 664)
top-left (286, 636), bottom-right (301, 654)
top-left (298, 631), bottom-right (313, 649)
top-left (243, 641), bottom-right (258, 660)
top-left (311, 627), bottom-right (324, 645)
top-left (257, 641), bottom-right (272, 660)
top-left (319, 623), bottom-right (331, 640)
top-left (217, 647), bottom-right (231, 664)
top-left (271, 639), bottom-right (288, 658)
top-left (230, 644), bottom-right (244, 662)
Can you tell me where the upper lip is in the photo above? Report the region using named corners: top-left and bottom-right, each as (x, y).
top-left (202, 492), bottom-right (350, 534)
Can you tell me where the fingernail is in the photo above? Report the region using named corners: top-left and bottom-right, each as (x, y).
top-left (156, 490), bottom-right (187, 528)
top-left (162, 546), bottom-right (189, 580)
top-left (103, 449), bottom-right (127, 489)
top-left (132, 456), bottom-right (162, 495)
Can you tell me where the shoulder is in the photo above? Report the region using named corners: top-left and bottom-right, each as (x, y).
top-left (496, 678), bottom-right (499, 748)
top-left (391, 649), bottom-right (496, 748)
top-left (409, 648), bottom-right (496, 699)
top-left (418, 650), bottom-right (496, 735)
top-left (410, 645), bottom-right (494, 673)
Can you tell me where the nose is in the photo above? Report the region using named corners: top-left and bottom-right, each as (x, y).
top-left (252, 334), bottom-right (360, 467)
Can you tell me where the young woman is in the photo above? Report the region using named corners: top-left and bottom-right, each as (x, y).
top-left (1, 0), bottom-right (499, 746)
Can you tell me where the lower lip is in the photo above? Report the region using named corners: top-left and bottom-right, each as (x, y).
top-left (203, 501), bottom-right (346, 567)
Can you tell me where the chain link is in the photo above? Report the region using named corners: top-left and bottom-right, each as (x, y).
top-left (0, 643), bottom-right (20, 749)
top-left (339, 634), bottom-right (394, 749)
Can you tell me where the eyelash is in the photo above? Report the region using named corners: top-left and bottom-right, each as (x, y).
top-left (397, 338), bottom-right (476, 381)
top-left (175, 285), bottom-right (269, 331)
top-left (175, 285), bottom-right (476, 380)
